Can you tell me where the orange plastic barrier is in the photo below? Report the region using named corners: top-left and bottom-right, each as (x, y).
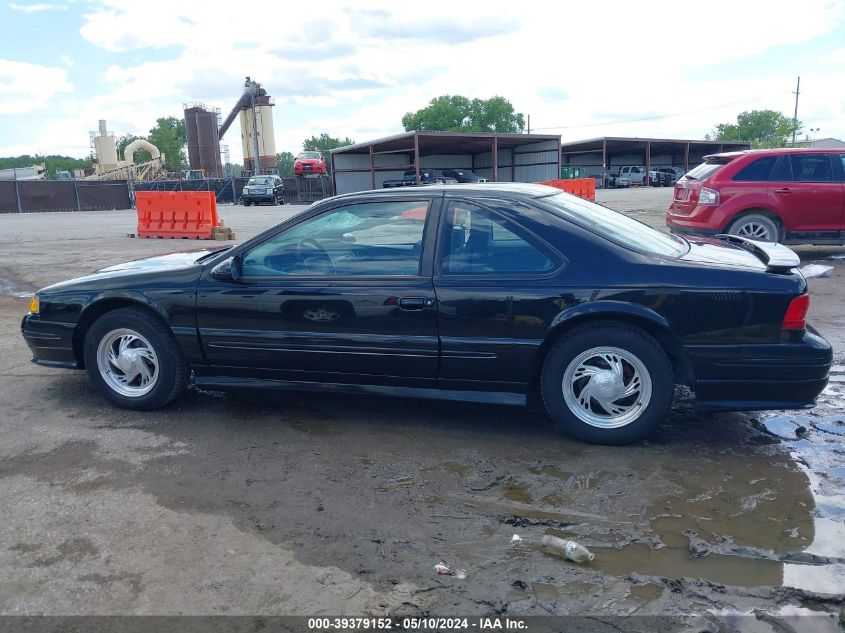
top-left (136, 191), bottom-right (220, 239)
top-left (536, 178), bottom-right (596, 202)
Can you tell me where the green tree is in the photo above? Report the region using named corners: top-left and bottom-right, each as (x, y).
top-left (301, 133), bottom-right (355, 174)
top-left (116, 134), bottom-right (151, 164)
top-left (0, 154), bottom-right (93, 179)
top-left (147, 116), bottom-right (187, 170)
top-left (276, 151), bottom-right (295, 178)
top-left (710, 110), bottom-right (801, 149)
top-left (402, 95), bottom-right (526, 133)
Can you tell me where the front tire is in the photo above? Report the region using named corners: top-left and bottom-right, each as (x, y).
top-left (83, 307), bottom-right (188, 410)
top-left (728, 213), bottom-right (780, 243)
top-left (540, 322), bottom-right (673, 444)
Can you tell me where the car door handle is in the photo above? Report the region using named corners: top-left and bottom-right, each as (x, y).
top-left (775, 188), bottom-right (792, 194)
top-left (398, 297), bottom-right (435, 310)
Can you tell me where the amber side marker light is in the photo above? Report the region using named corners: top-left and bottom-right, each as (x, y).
top-left (28, 295), bottom-right (39, 315)
top-left (782, 294), bottom-right (809, 331)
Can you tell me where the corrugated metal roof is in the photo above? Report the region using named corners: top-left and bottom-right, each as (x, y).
top-left (561, 136), bottom-right (751, 149)
top-left (332, 131), bottom-right (561, 155)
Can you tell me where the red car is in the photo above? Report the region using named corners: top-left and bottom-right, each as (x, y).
top-left (666, 148), bottom-right (845, 244)
top-left (294, 150), bottom-right (327, 175)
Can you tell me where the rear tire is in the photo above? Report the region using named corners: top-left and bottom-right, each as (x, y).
top-left (540, 322), bottom-right (674, 445)
top-left (83, 307), bottom-right (188, 410)
top-left (728, 213), bottom-right (780, 243)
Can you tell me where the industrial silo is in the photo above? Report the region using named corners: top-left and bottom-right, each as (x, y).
top-left (92, 120), bottom-right (118, 173)
top-left (196, 108), bottom-right (222, 176)
top-left (183, 105), bottom-right (201, 170)
top-left (239, 91), bottom-right (276, 172)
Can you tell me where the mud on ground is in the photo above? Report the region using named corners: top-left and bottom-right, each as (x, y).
top-left (0, 193), bottom-right (844, 628)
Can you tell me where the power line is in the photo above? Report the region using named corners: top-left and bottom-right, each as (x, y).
top-left (531, 99), bottom-right (757, 132)
top-left (792, 76), bottom-right (800, 146)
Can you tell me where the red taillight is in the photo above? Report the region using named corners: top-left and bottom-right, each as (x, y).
top-left (782, 294), bottom-right (809, 330)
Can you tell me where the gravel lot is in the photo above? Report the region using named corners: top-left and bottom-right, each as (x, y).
top-left (1, 187), bottom-right (844, 626)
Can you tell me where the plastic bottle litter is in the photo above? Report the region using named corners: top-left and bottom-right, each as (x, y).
top-left (510, 534), bottom-right (523, 544)
top-left (433, 561), bottom-right (451, 575)
top-left (541, 535), bottom-right (595, 563)
top-left (433, 561), bottom-right (467, 579)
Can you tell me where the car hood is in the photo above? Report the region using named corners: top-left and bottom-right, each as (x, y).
top-left (678, 236), bottom-right (767, 271)
top-left (97, 248), bottom-right (228, 273)
top-left (40, 247), bottom-right (231, 292)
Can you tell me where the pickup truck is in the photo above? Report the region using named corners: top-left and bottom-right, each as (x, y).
top-left (612, 166), bottom-right (666, 187)
top-left (382, 169), bottom-right (456, 188)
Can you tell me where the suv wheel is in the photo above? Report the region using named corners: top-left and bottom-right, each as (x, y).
top-left (541, 322), bottom-right (674, 444)
top-left (728, 214), bottom-right (780, 243)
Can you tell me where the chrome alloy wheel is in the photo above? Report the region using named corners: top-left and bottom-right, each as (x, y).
top-left (96, 328), bottom-right (159, 397)
top-left (732, 219), bottom-right (776, 241)
top-left (562, 346), bottom-right (652, 429)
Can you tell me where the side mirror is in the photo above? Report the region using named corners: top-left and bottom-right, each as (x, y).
top-left (210, 255), bottom-right (243, 281)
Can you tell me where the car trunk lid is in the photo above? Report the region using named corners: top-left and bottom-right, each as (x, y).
top-left (679, 235), bottom-right (800, 273)
top-left (714, 234), bottom-right (801, 272)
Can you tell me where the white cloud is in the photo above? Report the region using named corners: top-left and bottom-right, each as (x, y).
top-left (8, 2), bottom-right (67, 12)
top-left (0, 59), bottom-right (73, 114)
top-left (820, 47), bottom-right (845, 64)
top-left (7, 0), bottom-right (844, 160)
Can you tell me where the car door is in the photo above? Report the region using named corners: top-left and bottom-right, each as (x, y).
top-left (432, 197), bottom-right (566, 395)
top-left (195, 196), bottom-right (441, 387)
top-left (769, 153), bottom-right (845, 234)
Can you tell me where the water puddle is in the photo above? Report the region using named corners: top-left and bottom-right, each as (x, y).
top-left (0, 276), bottom-right (35, 298)
top-left (527, 465), bottom-right (605, 490)
top-left (452, 368), bottom-right (845, 597)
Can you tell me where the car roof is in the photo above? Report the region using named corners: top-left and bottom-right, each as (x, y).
top-left (332, 182), bottom-right (561, 201)
top-left (705, 147), bottom-right (842, 161)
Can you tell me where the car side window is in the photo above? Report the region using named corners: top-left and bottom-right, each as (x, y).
top-left (838, 154), bottom-right (845, 181)
top-left (241, 200), bottom-right (430, 277)
top-left (733, 156), bottom-right (777, 181)
top-left (441, 201), bottom-right (557, 275)
top-left (790, 154), bottom-right (833, 182)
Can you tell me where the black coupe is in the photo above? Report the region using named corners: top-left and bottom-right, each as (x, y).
top-left (22, 184), bottom-right (832, 444)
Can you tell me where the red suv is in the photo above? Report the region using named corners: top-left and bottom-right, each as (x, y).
top-left (666, 148), bottom-right (845, 243)
top-left (294, 150), bottom-right (327, 176)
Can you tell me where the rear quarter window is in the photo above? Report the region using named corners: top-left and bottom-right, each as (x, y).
top-left (732, 156), bottom-right (777, 181)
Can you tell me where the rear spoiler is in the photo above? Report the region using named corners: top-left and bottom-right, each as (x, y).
top-left (715, 234), bottom-right (800, 272)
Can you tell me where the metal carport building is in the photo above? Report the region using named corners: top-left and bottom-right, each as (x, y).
top-left (560, 136), bottom-right (751, 186)
top-left (331, 131), bottom-right (561, 195)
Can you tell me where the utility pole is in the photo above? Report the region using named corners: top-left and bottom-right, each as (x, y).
top-left (250, 89), bottom-right (261, 176)
top-left (792, 76), bottom-right (800, 147)
top-left (14, 168), bottom-right (22, 213)
top-left (527, 114), bottom-right (531, 135)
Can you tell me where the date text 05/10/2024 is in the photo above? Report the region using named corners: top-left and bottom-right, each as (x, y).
top-left (307, 617), bottom-right (527, 630)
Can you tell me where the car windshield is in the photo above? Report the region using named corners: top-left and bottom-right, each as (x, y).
top-left (683, 161), bottom-right (726, 181)
top-left (248, 177), bottom-right (272, 185)
top-left (540, 193), bottom-right (687, 257)
top-left (300, 152), bottom-right (321, 159)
